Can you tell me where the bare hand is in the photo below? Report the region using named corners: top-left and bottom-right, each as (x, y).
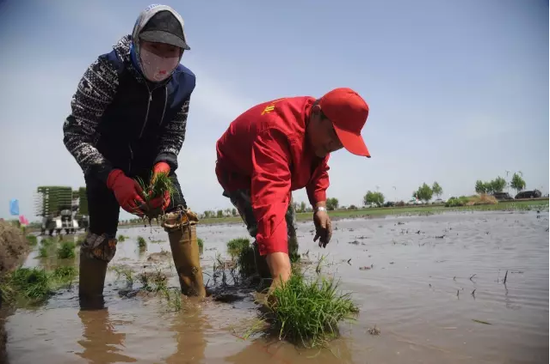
top-left (313, 210), bottom-right (332, 248)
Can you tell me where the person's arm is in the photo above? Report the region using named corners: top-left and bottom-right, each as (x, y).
top-left (306, 156), bottom-right (330, 208)
top-left (63, 57), bottom-right (119, 183)
top-left (251, 128), bottom-right (293, 256)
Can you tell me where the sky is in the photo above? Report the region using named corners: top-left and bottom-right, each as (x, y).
top-left (0, 0), bottom-right (548, 221)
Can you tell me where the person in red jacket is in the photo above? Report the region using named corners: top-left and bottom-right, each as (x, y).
top-left (215, 87), bottom-right (370, 291)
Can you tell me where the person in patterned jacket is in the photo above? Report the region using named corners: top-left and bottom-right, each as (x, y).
top-left (63, 4), bottom-right (206, 309)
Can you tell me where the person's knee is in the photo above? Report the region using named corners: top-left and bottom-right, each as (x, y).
top-left (80, 232), bottom-right (118, 263)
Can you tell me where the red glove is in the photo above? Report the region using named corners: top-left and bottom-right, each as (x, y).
top-left (106, 169), bottom-right (146, 215)
top-left (148, 162), bottom-right (171, 211)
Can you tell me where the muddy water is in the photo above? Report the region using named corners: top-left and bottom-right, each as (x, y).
top-left (5, 210), bottom-right (549, 364)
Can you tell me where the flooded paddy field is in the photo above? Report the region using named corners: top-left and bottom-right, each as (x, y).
top-left (4, 209), bottom-right (549, 364)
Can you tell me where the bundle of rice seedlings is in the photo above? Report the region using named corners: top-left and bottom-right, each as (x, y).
top-left (227, 238), bottom-right (250, 258)
top-left (137, 236), bottom-right (147, 250)
top-left (118, 235), bottom-right (127, 242)
top-left (197, 238), bottom-right (204, 255)
top-left (135, 172), bottom-right (178, 219)
top-left (262, 274), bottom-right (359, 348)
top-left (57, 241), bottom-right (76, 259)
top-left (237, 245), bottom-right (256, 278)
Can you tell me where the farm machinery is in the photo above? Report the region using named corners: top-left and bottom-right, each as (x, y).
top-left (34, 186), bottom-right (89, 236)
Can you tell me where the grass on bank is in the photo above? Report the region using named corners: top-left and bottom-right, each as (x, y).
top-left (0, 266), bottom-right (77, 306)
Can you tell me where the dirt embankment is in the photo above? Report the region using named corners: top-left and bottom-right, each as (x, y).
top-left (0, 221), bottom-right (31, 364)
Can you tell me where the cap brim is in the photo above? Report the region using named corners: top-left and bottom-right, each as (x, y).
top-left (139, 30), bottom-right (190, 50)
top-left (333, 125), bottom-right (371, 158)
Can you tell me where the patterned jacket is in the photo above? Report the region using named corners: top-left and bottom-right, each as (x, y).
top-left (63, 34), bottom-right (195, 184)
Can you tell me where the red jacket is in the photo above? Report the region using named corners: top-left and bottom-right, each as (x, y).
top-left (215, 96), bottom-right (330, 255)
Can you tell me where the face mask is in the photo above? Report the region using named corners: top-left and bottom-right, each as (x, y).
top-left (139, 48), bottom-right (180, 82)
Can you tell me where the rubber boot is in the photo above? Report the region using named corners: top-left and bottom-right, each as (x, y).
top-left (164, 209), bottom-right (206, 298)
top-left (78, 233), bottom-right (117, 310)
top-left (79, 253), bottom-right (107, 310)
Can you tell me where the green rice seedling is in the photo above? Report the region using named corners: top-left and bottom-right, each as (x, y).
top-left (51, 266), bottom-right (77, 288)
top-left (137, 172), bottom-right (177, 202)
top-left (26, 235), bottom-right (38, 246)
top-left (236, 244), bottom-right (256, 278)
top-left (57, 241), bottom-right (76, 259)
top-left (160, 287), bottom-right (182, 312)
top-left (262, 273), bottom-right (359, 348)
top-left (118, 235), bottom-right (126, 242)
top-left (137, 236), bottom-right (147, 250)
top-left (110, 266), bottom-right (134, 287)
top-left (38, 246), bottom-right (49, 258)
top-left (138, 269), bottom-right (168, 293)
top-left (40, 237), bottom-right (55, 248)
top-left (135, 172), bottom-right (178, 219)
top-left (75, 237), bottom-right (85, 246)
top-left (227, 238), bottom-right (250, 259)
top-left (197, 237), bottom-right (204, 250)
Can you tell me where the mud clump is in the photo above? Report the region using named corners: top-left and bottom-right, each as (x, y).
top-left (147, 250), bottom-right (172, 262)
top-left (0, 221), bottom-right (30, 277)
top-left (0, 221), bottom-right (30, 363)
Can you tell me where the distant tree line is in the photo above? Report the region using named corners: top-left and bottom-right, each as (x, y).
top-left (116, 172), bottom-right (536, 224)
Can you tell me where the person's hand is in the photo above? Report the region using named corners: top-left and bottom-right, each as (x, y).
top-left (148, 190), bottom-right (171, 211)
top-left (148, 162), bottom-right (171, 211)
top-left (106, 169), bottom-right (147, 215)
top-left (151, 162), bottom-right (170, 184)
top-left (313, 208), bottom-right (332, 248)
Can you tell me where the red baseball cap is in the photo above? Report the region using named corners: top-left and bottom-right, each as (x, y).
top-left (319, 87), bottom-right (371, 158)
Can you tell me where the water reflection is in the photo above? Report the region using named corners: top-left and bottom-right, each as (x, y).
top-left (165, 303), bottom-right (208, 364)
top-left (76, 308), bottom-right (136, 363)
top-left (225, 336), bottom-right (354, 363)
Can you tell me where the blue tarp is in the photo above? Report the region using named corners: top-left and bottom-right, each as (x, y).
top-left (9, 199), bottom-right (19, 216)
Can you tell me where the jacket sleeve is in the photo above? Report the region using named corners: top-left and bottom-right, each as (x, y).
top-left (62, 56), bottom-right (119, 184)
top-left (250, 128), bottom-right (293, 255)
top-left (153, 95), bottom-right (190, 171)
top-left (306, 155), bottom-right (330, 207)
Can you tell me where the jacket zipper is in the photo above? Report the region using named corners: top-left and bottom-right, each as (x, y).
top-left (159, 86), bottom-right (167, 125)
top-left (128, 144), bottom-right (134, 171)
top-left (139, 84), bottom-right (153, 139)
